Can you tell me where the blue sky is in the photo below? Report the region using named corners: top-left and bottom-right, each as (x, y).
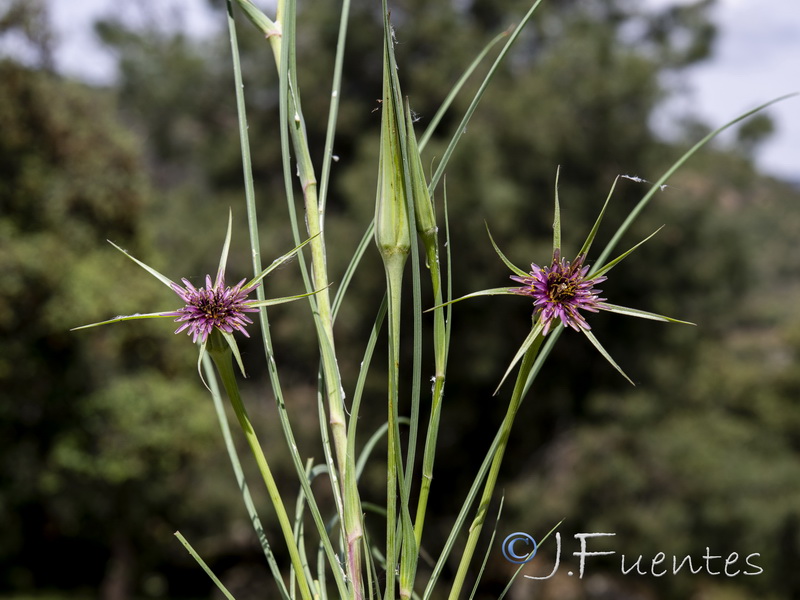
top-left (29, 0), bottom-right (800, 180)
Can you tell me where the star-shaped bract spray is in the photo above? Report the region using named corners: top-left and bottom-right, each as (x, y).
top-left (73, 211), bottom-right (317, 379)
top-left (444, 171), bottom-right (693, 391)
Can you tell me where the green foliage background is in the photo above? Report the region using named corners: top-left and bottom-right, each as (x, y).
top-left (1, 0), bottom-right (799, 599)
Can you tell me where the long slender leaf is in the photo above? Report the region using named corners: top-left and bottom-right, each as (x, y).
top-left (421, 429), bottom-right (503, 600)
top-left (429, 0), bottom-right (545, 193)
top-left (175, 531), bottom-right (238, 600)
top-left (419, 28), bottom-right (510, 150)
top-left (225, 2), bottom-right (350, 597)
top-left (592, 94), bottom-right (797, 271)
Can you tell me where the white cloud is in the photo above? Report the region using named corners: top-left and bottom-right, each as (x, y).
top-left (672, 0), bottom-right (800, 179)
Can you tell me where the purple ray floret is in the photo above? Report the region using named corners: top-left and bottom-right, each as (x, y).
top-left (165, 273), bottom-right (260, 343)
top-left (510, 249), bottom-right (607, 335)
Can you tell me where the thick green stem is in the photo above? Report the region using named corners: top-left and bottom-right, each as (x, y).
top-left (447, 333), bottom-right (543, 600)
top-left (384, 258), bottom-right (404, 600)
top-left (207, 334), bottom-right (313, 600)
top-left (242, 3), bottom-right (363, 598)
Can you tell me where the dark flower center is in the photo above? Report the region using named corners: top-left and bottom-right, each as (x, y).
top-left (547, 273), bottom-right (576, 302)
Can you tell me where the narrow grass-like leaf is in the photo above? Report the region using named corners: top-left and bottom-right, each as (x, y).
top-left (422, 429), bottom-right (503, 600)
top-left (292, 459), bottom-right (319, 590)
top-left (419, 28), bottom-right (509, 150)
top-left (248, 288), bottom-right (329, 309)
top-left (348, 296), bottom-right (387, 467)
top-left (332, 221), bottom-right (375, 321)
top-left (429, 0), bottom-right (545, 193)
top-left (467, 497), bottom-right (505, 600)
top-left (581, 328), bottom-right (634, 385)
top-left (175, 531), bottom-right (238, 600)
top-left (318, 0), bottom-right (352, 216)
top-left (497, 519), bottom-right (564, 600)
top-left (356, 423), bottom-right (390, 481)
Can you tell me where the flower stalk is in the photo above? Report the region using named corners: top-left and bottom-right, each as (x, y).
top-left (447, 331), bottom-right (543, 600)
top-left (405, 100), bottom-right (448, 548)
top-left (375, 29), bottom-right (413, 600)
top-left (206, 330), bottom-right (314, 600)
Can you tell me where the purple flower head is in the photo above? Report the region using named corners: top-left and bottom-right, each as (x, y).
top-left (510, 249), bottom-right (607, 336)
top-left (166, 273), bottom-right (261, 344)
top-left (72, 210), bottom-right (321, 380)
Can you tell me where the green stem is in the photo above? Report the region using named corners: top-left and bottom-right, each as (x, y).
top-left (207, 334), bottom-right (313, 600)
top-left (254, 1), bottom-right (365, 597)
top-left (447, 332), bottom-right (543, 600)
top-left (413, 243), bottom-right (446, 545)
top-left (384, 259), bottom-right (404, 600)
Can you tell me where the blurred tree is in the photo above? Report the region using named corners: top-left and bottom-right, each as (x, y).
top-left (736, 113), bottom-right (776, 157)
top-left (0, 0), bottom-right (54, 71)
top-left (3, 0), bottom-right (799, 598)
top-left (0, 53), bottom-right (234, 600)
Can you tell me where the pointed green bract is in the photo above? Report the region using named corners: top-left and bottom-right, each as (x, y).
top-left (108, 241), bottom-right (176, 290)
top-left (71, 312), bottom-right (175, 331)
top-left (246, 234), bottom-right (319, 289)
top-left (426, 287), bottom-right (515, 313)
top-left (577, 175), bottom-right (618, 259)
top-left (248, 289), bottom-right (328, 309)
top-left (216, 210), bottom-right (234, 287)
top-left (486, 223), bottom-right (527, 278)
top-left (581, 328), bottom-right (634, 386)
top-left (494, 321), bottom-right (544, 395)
top-left (599, 303), bottom-right (695, 325)
top-left (552, 167), bottom-right (562, 255)
top-left (221, 330), bottom-right (247, 378)
top-left (591, 225), bottom-right (663, 279)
